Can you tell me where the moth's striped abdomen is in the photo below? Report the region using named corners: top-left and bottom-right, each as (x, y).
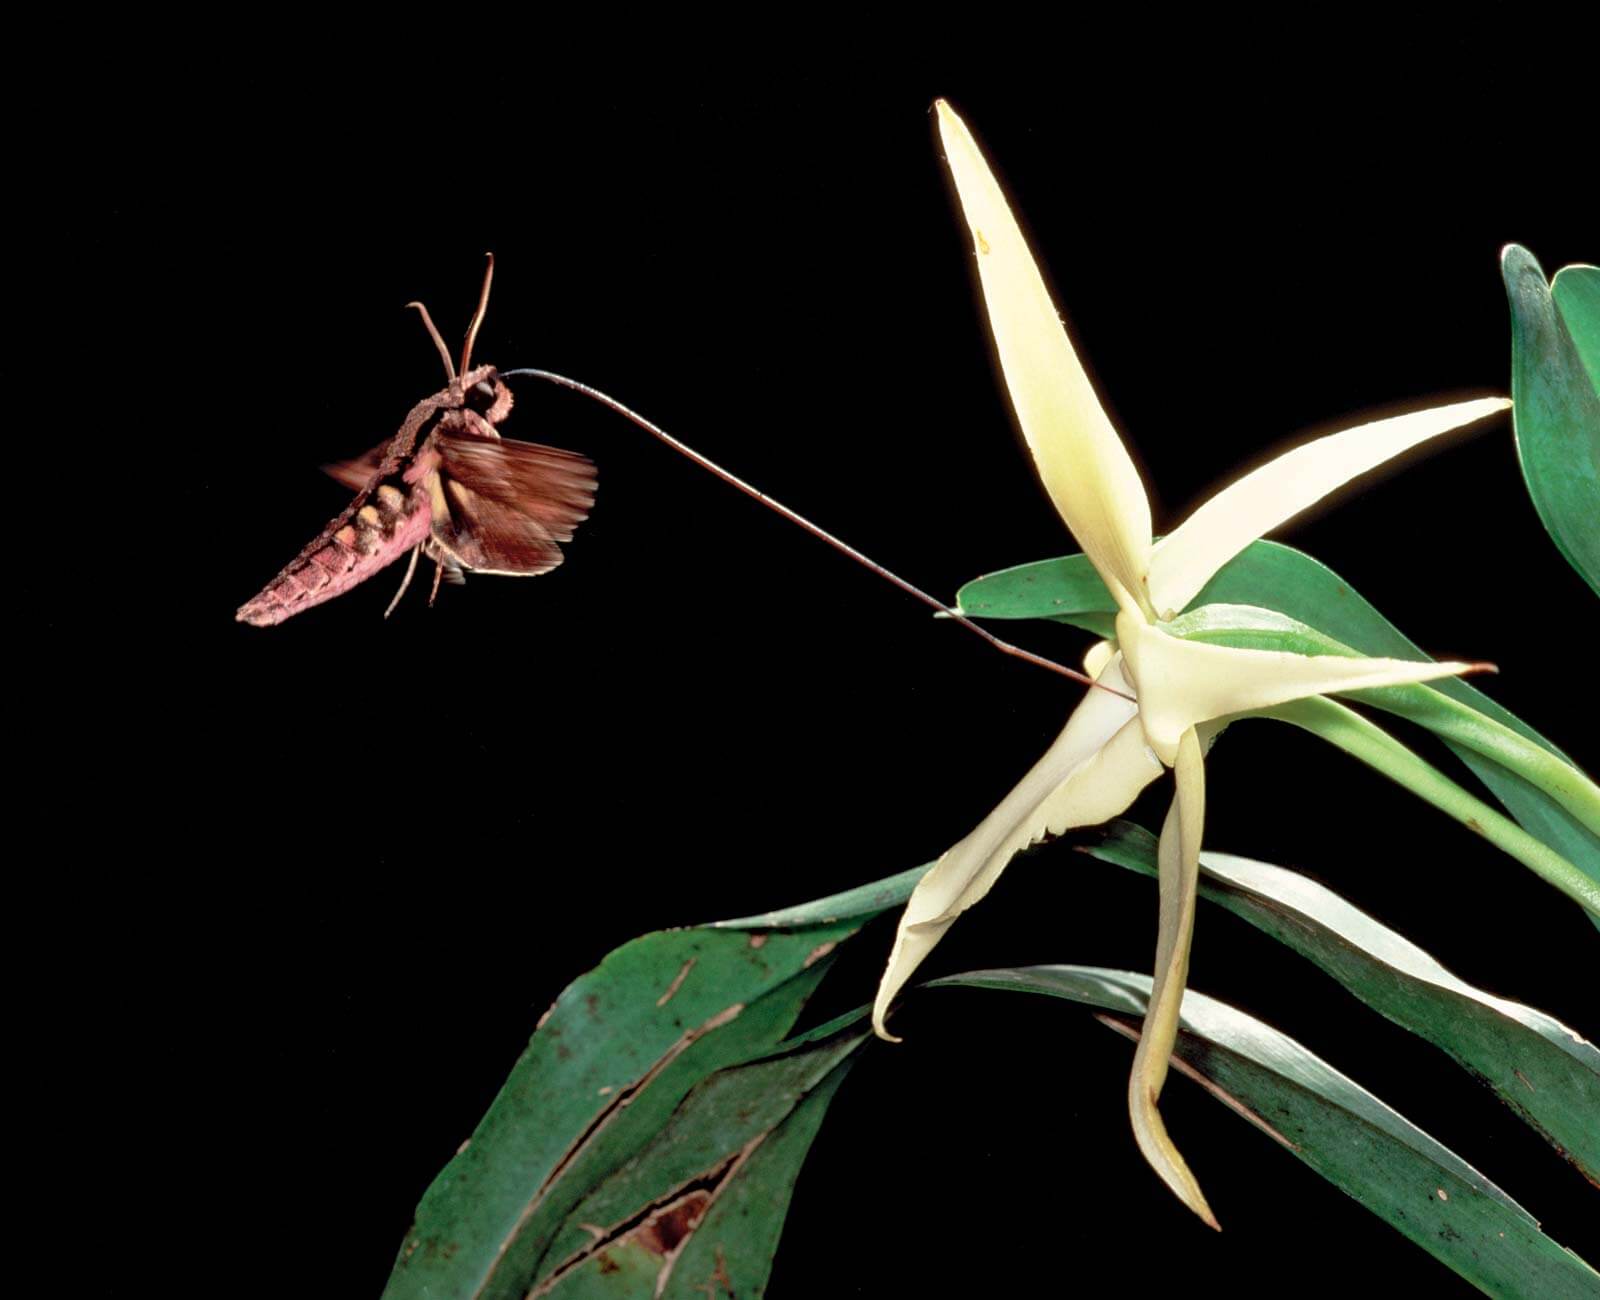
top-left (236, 482), bottom-right (431, 627)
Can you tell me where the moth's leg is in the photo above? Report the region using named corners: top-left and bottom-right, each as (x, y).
top-left (383, 545), bottom-right (422, 619)
top-left (428, 553), bottom-right (446, 607)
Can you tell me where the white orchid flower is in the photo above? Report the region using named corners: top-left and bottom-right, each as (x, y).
top-left (873, 100), bottom-right (1508, 1227)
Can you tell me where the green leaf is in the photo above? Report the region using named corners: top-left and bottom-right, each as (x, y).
top-left (954, 540), bottom-right (1600, 898)
top-left (379, 870), bottom-right (920, 1300)
top-left (708, 861), bottom-right (930, 930)
top-left (1553, 264), bottom-right (1600, 398)
top-left (529, 1023), bottom-right (867, 1298)
top-left (1263, 694), bottom-right (1600, 918)
top-left (1083, 820), bottom-right (1600, 1180)
top-left (1503, 245), bottom-right (1600, 597)
top-left (927, 966), bottom-right (1600, 1297)
top-left (955, 546), bottom-right (1120, 635)
top-left (656, 1053), bottom-right (854, 1300)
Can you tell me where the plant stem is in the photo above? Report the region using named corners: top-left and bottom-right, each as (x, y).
top-left (1258, 696), bottom-right (1600, 918)
top-left (1360, 687), bottom-right (1600, 838)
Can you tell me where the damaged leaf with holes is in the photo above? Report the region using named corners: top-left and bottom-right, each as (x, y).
top-left (379, 868), bottom-right (923, 1300)
top-left (528, 1022), bottom-right (865, 1297)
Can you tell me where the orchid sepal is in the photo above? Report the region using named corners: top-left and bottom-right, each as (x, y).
top-left (871, 656), bottom-right (1160, 1040)
top-left (1116, 611), bottom-right (1489, 767)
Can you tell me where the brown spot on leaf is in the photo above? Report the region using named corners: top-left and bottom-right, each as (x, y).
top-left (699, 1247), bottom-right (734, 1298)
top-left (637, 1191), bottom-right (713, 1256)
top-left (596, 1253), bottom-right (621, 1275)
top-left (528, 1133), bottom-right (767, 1298)
top-left (747, 934), bottom-right (767, 949)
top-left (803, 940), bottom-right (837, 968)
top-left (1464, 817), bottom-right (1484, 835)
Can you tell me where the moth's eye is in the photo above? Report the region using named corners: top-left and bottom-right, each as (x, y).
top-left (466, 380), bottom-right (498, 412)
top-left (474, 381), bottom-right (496, 401)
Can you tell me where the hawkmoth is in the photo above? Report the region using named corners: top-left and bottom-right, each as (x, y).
top-left (236, 255), bottom-right (597, 627)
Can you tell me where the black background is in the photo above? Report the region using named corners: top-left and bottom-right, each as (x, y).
top-left (66, 33), bottom-right (1597, 1298)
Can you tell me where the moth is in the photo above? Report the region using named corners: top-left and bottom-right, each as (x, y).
top-left (236, 255), bottom-right (597, 626)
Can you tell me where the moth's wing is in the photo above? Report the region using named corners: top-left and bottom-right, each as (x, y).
top-left (430, 433), bottom-right (598, 576)
top-left (322, 440), bottom-right (390, 491)
top-left (436, 434), bottom-right (598, 539)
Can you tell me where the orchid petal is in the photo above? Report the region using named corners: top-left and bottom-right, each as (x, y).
top-left (1128, 725), bottom-right (1218, 1228)
top-left (872, 656), bottom-right (1159, 1040)
top-left (1083, 637), bottom-right (1117, 679)
top-left (1115, 613), bottom-right (1485, 765)
top-left (1147, 397), bottom-right (1509, 619)
top-left (936, 100), bottom-right (1153, 617)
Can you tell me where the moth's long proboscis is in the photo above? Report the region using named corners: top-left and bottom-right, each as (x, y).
top-left (500, 368), bottom-right (1125, 699)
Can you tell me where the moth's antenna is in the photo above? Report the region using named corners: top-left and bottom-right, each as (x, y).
top-left (501, 368), bottom-right (1125, 698)
top-left (459, 252), bottom-right (495, 377)
top-left (408, 301), bottom-right (457, 384)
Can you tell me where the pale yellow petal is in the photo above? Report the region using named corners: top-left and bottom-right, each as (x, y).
top-left (1083, 638), bottom-right (1116, 679)
top-left (1116, 612), bottom-right (1485, 765)
top-left (1128, 727), bottom-right (1219, 1228)
top-left (872, 657), bottom-right (1159, 1040)
top-left (1147, 397), bottom-right (1509, 618)
top-left (936, 100), bottom-right (1153, 617)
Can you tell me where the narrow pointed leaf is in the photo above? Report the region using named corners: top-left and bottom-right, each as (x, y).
top-left (927, 966), bottom-right (1600, 1296)
top-left (1085, 819), bottom-right (1600, 1181)
top-left (936, 99), bottom-right (1153, 614)
top-left (380, 882), bottom-right (917, 1300)
top-left (956, 539), bottom-right (1599, 890)
top-left (1503, 244), bottom-right (1600, 596)
top-left (872, 655), bottom-right (1156, 1038)
top-left (1148, 398), bottom-right (1508, 619)
top-left (709, 862), bottom-right (928, 930)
